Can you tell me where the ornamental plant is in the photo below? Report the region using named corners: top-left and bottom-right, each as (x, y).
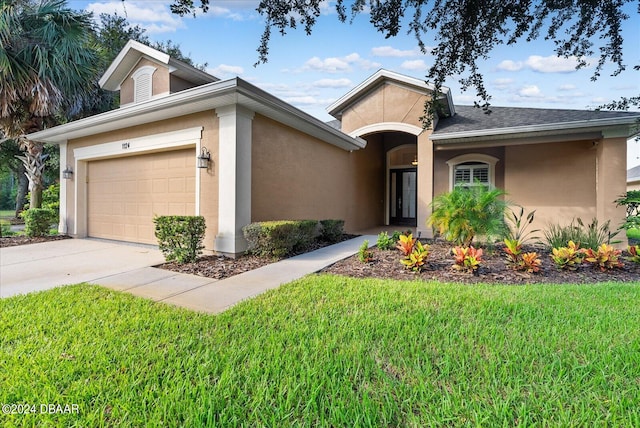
top-left (451, 246), bottom-right (483, 273)
top-left (550, 241), bottom-right (584, 271)
top-left (627, 245), bottom-right (640, 264)
top-left (428, 184), bottom-right (509, 246)
top-left (400, 241), bottom-right (430, 272)
top-left (376, 231), bottom-right (395, 250)
top-left (582, 244), bottom-right (623, 272)
top-left (503, 238), bottom-right (541, 273)
top-left (358, 240), bottom-right (374, 263)
top-left (396, 233), bottom-right (416, 256)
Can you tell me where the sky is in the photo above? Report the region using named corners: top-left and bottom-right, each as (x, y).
top-left (68, 0), bottom-right (640, 163)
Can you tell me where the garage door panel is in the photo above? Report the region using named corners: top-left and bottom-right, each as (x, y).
top-left (88, 148), bottom-right (195, 244)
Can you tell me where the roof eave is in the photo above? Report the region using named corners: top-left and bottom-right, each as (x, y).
top-left (28, 78), bottom-right (365, 152)
top-left (431, 116), bottom-right (640, 142)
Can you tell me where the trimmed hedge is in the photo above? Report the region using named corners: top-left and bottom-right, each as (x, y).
top-left (319, 219), bottom-right (345, 243)
top-left (243, 220), bottom-right (322, 258)
top-left (154, 215), bottom-right (206, 263)
top-left (21, 208), bottom-right (54, 237)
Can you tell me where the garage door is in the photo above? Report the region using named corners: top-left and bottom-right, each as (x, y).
top-left (87, 149), bottom-right (196, 244)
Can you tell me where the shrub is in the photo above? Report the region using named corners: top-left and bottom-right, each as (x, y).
top-left (543, 217), bottom-right (619, 251)
top-left (627, 245), bottom-right (640, 264)
top-left (319, 219), bottom-right (344, 243)
top-left (451, 246), bottom-right (483, 273)
top-left (376, 231), bottom-right (395, 250)
top-left (154, 216), bottom-right (206, 263)
top-left (395, 233), bottom-right (416, 256)
top-left (400, 241), bottom-right (429, 272)
top-left (550, 241), bottom-right (584, 271)
top-left (520, 252), bottom-right (542, 273)
top-left (582, 244), bottom-right (623, 272)
top-left (615, 190), bottom-right (640, 217)
top-left (21, 208), bottom-right (54, 237)
top-left (242, 220), bottom-right (319, 258)
top-left (428, 185), bottom-right (509, 246)
top-left (358, 240), bottom-right (374, 263)
top-left (0, 220), bottom-right (13, 237)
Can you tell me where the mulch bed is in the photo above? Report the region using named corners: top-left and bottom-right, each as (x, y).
top-left (322, 240), bottom-right (640, 284)
top-left (0, 234), bottom-right (71, 248)
top-left (4, 233), bottom-right (638, 284)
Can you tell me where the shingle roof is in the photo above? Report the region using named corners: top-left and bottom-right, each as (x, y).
top-left (628, 165), bottom-right (640, 181)
top-left (433, 105), bottom-right (640, 135)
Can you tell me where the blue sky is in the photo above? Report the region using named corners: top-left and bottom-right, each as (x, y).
top-left (69, 1), bottom-right (640, 162)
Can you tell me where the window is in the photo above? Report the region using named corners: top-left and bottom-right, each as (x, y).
top-left (446, 154), bottom-right (499, 190)
top-left (454, 162), bottom-right (490, 187)
top-left (131, 65), bottom-right (157, 103)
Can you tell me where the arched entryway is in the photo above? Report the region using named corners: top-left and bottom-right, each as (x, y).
top-left (350, 123), bottom-right (422, 228)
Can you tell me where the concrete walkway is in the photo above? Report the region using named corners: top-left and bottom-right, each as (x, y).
top-left (94, 235), bottom-right (376, 314)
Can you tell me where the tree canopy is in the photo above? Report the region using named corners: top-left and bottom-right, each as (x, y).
top-left (169, 0), bottom-right (638, 117)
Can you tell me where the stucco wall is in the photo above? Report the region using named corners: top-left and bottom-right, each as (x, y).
top-left (64, 111), bottom-right (220, 251)
top-left (119, 58), bottom-right (170, 105)
top-left (340, 83), bottom-right (430, 134)
top-left (504, 140), bottom-right (597, 230)
top-left (251, 115), bottom-right (382, 232)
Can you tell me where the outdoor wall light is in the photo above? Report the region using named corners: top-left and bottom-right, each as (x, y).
top-left (197, 147), bottom-right (211, 169)
top-left (62, 166), bottom-right (73, 180)
top-left (411, 155), bottom-right (418, 166)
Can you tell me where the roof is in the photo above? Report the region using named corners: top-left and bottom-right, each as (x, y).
top-left (27, 77), bottom-right (366, 152)
top-left (628, 165), bottom-right (640, 182)
top-left (326, 69), bottom-right (454, 120)
top-left (432, 105), bottom-right (640, 141)
top-left (99, 40), bottom-right (218, 91)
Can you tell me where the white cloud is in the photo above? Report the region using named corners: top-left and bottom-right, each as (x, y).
top-left (519, 85), bottom-right (544, 98)
top-left (493, 78), bottom-right (514, 89)
top-left (312, 78), bottom-right (352, 88)
top-left (400, 60), bottom-right (428, 71)
top-left (558, 84), bottom-right (577, 91)
top-left (525, 55), bottom-right (589, 73)
top-left (86, 1), bottom-right (185, 34)
top-left (496, 60), bottom-right (524, 72)
top-left (497, 55), bottom-right (593, 73)
top-left (371, 46), bottom-right (419, 57)
top-left (299, 53), bottom-right (380, 73)
top-left (208, 64), bottom-right (244, 77)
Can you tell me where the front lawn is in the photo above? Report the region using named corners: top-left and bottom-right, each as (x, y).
top-left (1, 277), bottom-right (639, 426)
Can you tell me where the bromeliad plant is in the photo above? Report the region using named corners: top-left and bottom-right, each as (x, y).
top-left (400, 241), bottom-right (430, 272)
top-left (550, 241), bottom-right (584, 271)
top-left (451, 246), bottom-right (483, 273)
top-left (582, 244), bottom-right (623, 272)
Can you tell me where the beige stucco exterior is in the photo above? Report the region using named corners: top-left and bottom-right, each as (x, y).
top-left (30, 41), bottom-right (638, 254)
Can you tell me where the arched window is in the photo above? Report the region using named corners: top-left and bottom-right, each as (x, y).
top-left (446, 154), bottom-right (499, 190)
top-left (131, 65), bottom-right (157, 103)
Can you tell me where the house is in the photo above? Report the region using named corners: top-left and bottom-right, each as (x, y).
top-left (29, 40), bottom-right (640, 254)
top-left (628, 165), bottom-right (640, 191)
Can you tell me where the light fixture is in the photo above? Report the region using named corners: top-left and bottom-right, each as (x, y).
top-left (411, 155), bottom-right (418, 166)
top-left (62, 166), bottom-right (73, 179)
top-left (197, 147), bottom-right (211, 169)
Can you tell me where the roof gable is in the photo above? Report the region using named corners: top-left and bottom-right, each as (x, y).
top-left (99, 40), bottom-right (218, 91)
top-left (326, 69), bottom-right (454, 120)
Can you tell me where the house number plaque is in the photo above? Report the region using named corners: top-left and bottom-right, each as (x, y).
top-left (122, 142), bottom-right (130, 149)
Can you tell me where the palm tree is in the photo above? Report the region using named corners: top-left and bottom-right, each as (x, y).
top-left (0, 0), bottom-right (98, 208)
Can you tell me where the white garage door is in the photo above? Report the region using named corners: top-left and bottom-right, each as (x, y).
top-left (87, 149), bottom-right (196, 244)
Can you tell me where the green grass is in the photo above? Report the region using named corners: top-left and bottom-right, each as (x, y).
top-left (0, 209), bottom-right (15, 219)
top-left (1, 277), bottom-right (640, 427)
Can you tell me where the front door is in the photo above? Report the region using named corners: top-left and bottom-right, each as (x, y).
top-left (390, 168), bottom-right (417, 226)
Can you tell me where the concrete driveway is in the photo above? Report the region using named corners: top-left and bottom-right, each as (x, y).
top-left (0, 239), bottom-right (165, 298)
